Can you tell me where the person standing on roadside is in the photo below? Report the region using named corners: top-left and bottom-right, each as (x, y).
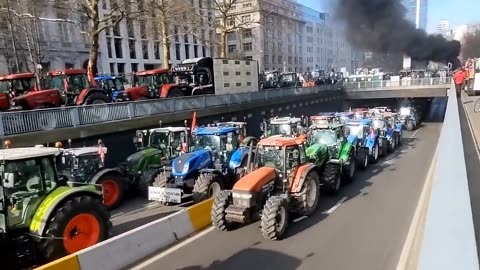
top-left (454, 68), bottom-right (467, 97)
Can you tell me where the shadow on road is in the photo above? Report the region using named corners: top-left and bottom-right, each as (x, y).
top-left (112, 210), bottom-right (178, 236)
top-left (176, 248), bottom-right (302, 270)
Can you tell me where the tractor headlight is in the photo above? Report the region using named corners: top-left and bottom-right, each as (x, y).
top-left (181, 162), bottom-right (190, 174)
top-left (232, 192), bottom-right (255, 207)
top-left (232, 192), bottom-right (253, 199)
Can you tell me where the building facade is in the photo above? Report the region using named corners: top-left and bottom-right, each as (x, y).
top-left (437, 19), bottom-right (450, 33)
top-left (401, 0), bottom-right (428, 30)
top-left (217, 0), bottom-right (363, 74)
top-left (97, 0), bottom-right (217, 76)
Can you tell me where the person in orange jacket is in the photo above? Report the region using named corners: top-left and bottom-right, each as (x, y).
top-left (454, 68), bottom-right (467, 97)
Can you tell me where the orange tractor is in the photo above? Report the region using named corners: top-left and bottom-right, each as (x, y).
top-left (211, 136), bottom-right (321, 240)
top-left (121, 68), bottom-right (174, 101)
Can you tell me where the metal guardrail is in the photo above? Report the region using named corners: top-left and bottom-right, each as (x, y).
top-left (0, 84), bottom-right (343, 136)
top-left (418, 86), bottom-right (479, 269)
top-left (345, 77), bottom-right (452, 89)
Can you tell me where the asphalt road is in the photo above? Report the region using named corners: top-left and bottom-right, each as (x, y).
top-left (128, 99), bottom-right (445, 270)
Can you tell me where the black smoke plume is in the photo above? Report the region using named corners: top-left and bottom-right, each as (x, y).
top-left (335, 0), bottom-right (461, 68)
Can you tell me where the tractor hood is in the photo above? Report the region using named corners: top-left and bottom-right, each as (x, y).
top-left (232, 167), bottom-right (277, 192)
top-left (125, 148), bottom-right (162, 171)
top-left (172, 150), bottom-right (211, 176)
top-left (306, 143), bottom-right (329, 165)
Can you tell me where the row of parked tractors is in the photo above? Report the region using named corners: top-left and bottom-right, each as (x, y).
top-left (0, 101), bottom-right (423, 269)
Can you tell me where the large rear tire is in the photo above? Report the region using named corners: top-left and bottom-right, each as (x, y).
top-left (137, 168), bottom-right (161, 198)
top-left (370, 143), bottom-right (379, 164)
top-left (321, 163), bottom-right (341, 195)
top-left (168, 88), bottom-right (184, 98)
top-left (84, 92), bottom-right (108, 105)
top-left (192, 173), bottom-right (224, 203)
top-left (211, 190), bottom-right (234, 231)
top-left (40, 196), bottom-right (111, 262)
top-left (357, 148), bottom-right (369, 170)
top-left (261, 196), bottom-right (289, 240)
top-left (96, 174), bottom-right (128, 210)
top-left (294, 171), bottom-right (320, 216)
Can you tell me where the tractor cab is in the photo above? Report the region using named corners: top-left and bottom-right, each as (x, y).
top-left (0, 72), bottom-right (62, 110)
top-left (192, 126), bottom-right (241, 169)
top-left (310, 114), bottom-right (336, 128)
top-left (122, 69), bottom-right (172, 101)
top-left (344, 119), bottom-right (372, 141)
top-left (352, 108), bottom-right (370, 119)
top-left (279, 72), bottom-right (300, 87)
top-left (57, 145), bottom-right (107, 183)
top-left (166, 57), bottom-right (215, 98)
top-left (134, 126), bottom-right (192, 158)
top-left (47, 69), bottom-right (109, 105)
top-left (262, 116), bottom-right (307, 138)
top-left (94, 75), bottom-right (127, 101)
top-left (335, 112), bottom-right (355, 124)
top-left (0, 147), bottom-right (109, 268)
top-left (262, 70), bottom-right (280, 89)
top-left (308, 124), bottom-right (346, 149)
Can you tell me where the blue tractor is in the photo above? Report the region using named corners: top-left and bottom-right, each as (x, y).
top-left (344, 118), bottom-right (382, 168)
top-left (94, 75), bottom-right (128, 101)
top-left (384, 113), bottom-right (403, 147)
top-left (371, 117), bottom-right (398, 154)
top-left (149, 124), bottom-right (253, 204)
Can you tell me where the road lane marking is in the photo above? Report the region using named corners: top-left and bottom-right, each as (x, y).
top-left (130, 227), bottom-right (215, 270)
top-left (323, 197), bottom-right (347, 214)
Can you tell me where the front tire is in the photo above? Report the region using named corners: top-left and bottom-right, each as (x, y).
top-left (97, 173), bottom-right (128, 210)
top-left (407, 120), bottom-right (414, 131)
top-left (168, 88), bottom-right (184, 98)
top-left (321, 163), bottom-right (341, 195)
top-left (137, 168), bottom-right (161, 198)
top-left (343, 153), bottom-right (356, 183)
top-left (261, 196), bottom-right (289, 240)
top-left (84, 92), bottom-right (108, 105)
top-left (152, 171), bottom-right (172, 205)
top-left (211, 190), bottom-right (234, 231)
top-left (192, 174), bottom-right (224, 203)
top-left (294, 171), bottom-right (320, 216)
top-left (357, 148), bottom-right (369, 170)
top-left (40, 196), bottom-right (111, 262)
top-left (370, 143), bottom-right (379, 164)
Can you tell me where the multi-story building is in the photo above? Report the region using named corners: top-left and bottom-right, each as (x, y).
top-left (97, 0), bottom-right (217, 76)
top-left (437, 19), bottom-right (450, 33)
top-left (217, 0), bottom-right (363, 74)
top-left (401, 0), bottom-right (428, 30)
top-left (0, 3), bottom-right (90, 74)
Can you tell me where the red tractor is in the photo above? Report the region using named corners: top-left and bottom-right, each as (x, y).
top-left (47, 69), bottom-right (110, 105)
top-left (120, 69), bottom-right (173, 101)
top-left (0, 72), bottom-right (62, 111)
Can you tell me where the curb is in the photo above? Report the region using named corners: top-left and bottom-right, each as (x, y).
top-left (35, 198), bottom-right (213, 270)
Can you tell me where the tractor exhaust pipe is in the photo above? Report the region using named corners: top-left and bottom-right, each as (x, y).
top-left (246, 139), bottom-right (254, 173)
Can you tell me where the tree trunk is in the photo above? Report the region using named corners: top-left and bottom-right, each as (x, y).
top-left (88, 0), bottom-right (100, 87)
top-left (219, 16), bottom-right (227, 58)
top-left (161, 15), bottom-right (170, 69)
top-left (6, 0), bottom-right (20, 72)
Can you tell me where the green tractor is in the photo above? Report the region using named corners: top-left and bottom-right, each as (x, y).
top-left (118, 123), bottom-right (192, 199)
top-left (306, 123), bottom-right (357, 195)
top-left (0, 147), bottom-right (111, 269)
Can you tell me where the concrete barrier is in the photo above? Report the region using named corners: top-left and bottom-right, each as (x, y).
top-left (35, 199), bottom-right (213, 270)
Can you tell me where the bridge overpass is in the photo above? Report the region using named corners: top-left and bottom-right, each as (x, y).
top-left (19, 78), bottom-right (479, 270)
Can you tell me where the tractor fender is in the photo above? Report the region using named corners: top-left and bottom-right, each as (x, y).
top-left (346, 134), bottom-right (358, 145)
top-left (290, 163), bottom-right (316, 193)
top-left (339, 143), bottom-right (354, 162)
top-left (29, 186), bottom-right (102, 236)
top-left (125, 86), bottom-right (149, 100)
top-left (232, 167), bottom-right (276, 193)
top-left (365, 133), bottom-right (377, 150)
top-left (160, 83), bottom-right (175, 98)
top-left (229, 147), bottom-right (249, 169)
top-left (198, 169), bottom-right (225, 180)
top-left (76, 89), bottom-right (108, 105)
top-left (89, 168), bottom-right (124, 184)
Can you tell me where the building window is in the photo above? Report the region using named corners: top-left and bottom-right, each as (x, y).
top-left (299, 57), bottom-right (303, 64)
top-left (202, 46), bottom-right (206, 57)
top-left (245, 56), bottom-right (253, 61)
top-left (307, 37), bottom-right (313, 43)
top-left (142, 41), bottom-right (149, 59)
top-left (128, 40), bottom-right (136, 59)
top-left (228, 44), bottom-right (236, 53)
top-left (184, 27), bottom-right (189, 43)
top-left (131, 63), bottom-right (138, 73)
top-left (288, 56), bottom-right (292, 64)
top-left (278, 55), bottom-right (282, 64)
top-left (227, 17), bottom-right (235, 26)
top-left (272, 55), bottom-right (275, 64)
top-left (117, 63), bottom-right (125, 74)
top-left (58, 23), bottom-right (71, 42)
top-left (243, 29), bottom-right (252, 38)
top-left (306, 26), bottom-right (313, 33)
top-left (264, 54), bottom-right (269, 64)
top-left (185, 44), bottom-right (190, 59)
top-left (112, 19), bottom-right (120, 36)
top-left (241, 15), bottom-right (251, 23)
top-left (243, 42), bottom-right (252, 52)
top-left (174, 26), bottom-right (179, 42)
top-left (109, 63), bottom-right (115, 74)
top-left (106, 38), bottom-right (113, 58)
top-left (114, 38), bottom-right (123, 58)
top-left (294, 57), bottom-right (297, 64)
top-left (175, 43), bottom-right (181, 60)
top-left (243, 2), bottom-right (252, 7)
top-left (154, 42), bottom-right (161, 60)
top-left (140, 20), bottom-right (147, 39)
top-left (127, 19), bottom-right (135, 38)
top-left (194, 45), bottom-right (199, 58)
top-left (227, 32), bottom-right (236, 41)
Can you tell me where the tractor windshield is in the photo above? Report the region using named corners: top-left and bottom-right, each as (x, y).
top-left (11, 78), bottom-right (35, 93)
top-left (256, 145), bottom-right (284, 170)
top-left (269, 124), bottom-right (292, 136)
top-left (310, 130), bottom-right (337, 146)
top-left (67, 74), bottom-right (88, 92)
top-left (49, 76), bottom-right (66, 91)
top-left (372, 120), bottom-right (385, 129)
top-left (347, 124), bottom-right (365, 139)
top-left (56, 153), bottom-right (100, 182)
top-left (149, 131), bottom-right (170, 149)
top-left (0, 81), bottom-right (9, 93)
top-left (195, 135), bottom-right (222, 151)
top-left (137, 74), bottom-right (171, 89)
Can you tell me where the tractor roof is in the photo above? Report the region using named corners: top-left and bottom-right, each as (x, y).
top-left (48, 69), bottom-right (86, 76)
top-left (0, 147), bottom-right (60, 160)
top-left (0, 72), bottom-right (35, 81)
top-left (62, 147), bottom-right (107, 156)
top-left (346, 119), bottom-right (370, 126)
top-left (216, 122), bottom-right (246, 128)
top-left (311, 115), bottom-right (334, 120)
top-left (258, 136), bottom-right (302, 147)
top-left (270, 117), bottom-right (301, 124)
top-left (149, 127), bottom-right (189, 133)
top-left (95, 76), bottom-right (120, 81)
top-left (195, 126), bottom-right (238, 135)
top-left (136, 69), bottom-right (169, 76)
top-left (317, 112), bottom-right (337, 116)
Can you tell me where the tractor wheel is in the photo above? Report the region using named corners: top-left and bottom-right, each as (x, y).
top-left (357, 148), bottom-right (369, 170)
top-left (406, 120), bottom-right (414, 131)
top-left (84, 92), bottom-right (108, 105)
top-left (261, 196), bottom-right (289, 240)
top-left (40, 196), bottom-right (111, 262)
top-left (397, 132), bottom-right (402, 146)
top-left (388, 135), bottom-right (396, 153)
top-left (97, 174), bottom-right (128, 210)
top-left (370, 143), bottom-right (379, 164)
top-left (152, 172), bottom-right (172, 205)
top-left (294, 171), bottom-right (320, 216)
top-left (343, 152), bottom-right (356, 184)
top-left (211, 190), bottom-right (234, 231)
top-left (380, 139), bottom-right (388, 157)
top-left (321, 163), bottom-right (342, 195)
top-left (137, 168), bottom-right (161, 198)
top-left (192, 174), bottom-right (224, 203)
top-left (168, 88), bottom-right (184, 98)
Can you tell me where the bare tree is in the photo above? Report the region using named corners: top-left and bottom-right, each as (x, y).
top-left (462, 29), bottom-right (480, 60)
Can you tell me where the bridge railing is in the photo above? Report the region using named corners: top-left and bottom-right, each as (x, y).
top-left (0, 84), bottom-right (342, 136)
top-left (345, 77), bottom-right (452, 89)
